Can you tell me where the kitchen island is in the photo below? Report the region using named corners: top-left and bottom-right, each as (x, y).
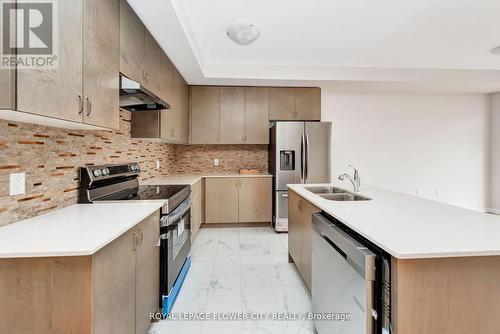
top-left (288, 182), bottom-right (500, 334)
top-left (0, 202), bottom-right (165, 334)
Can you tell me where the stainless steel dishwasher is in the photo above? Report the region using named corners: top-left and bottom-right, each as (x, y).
top-left (312, 213), bottom-right (391, 334)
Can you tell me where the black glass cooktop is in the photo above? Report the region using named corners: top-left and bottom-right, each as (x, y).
top-left (97, 184), bottom-right (189, 201)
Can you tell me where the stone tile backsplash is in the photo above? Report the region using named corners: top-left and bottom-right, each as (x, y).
top-left (0, 110), bottom-right (268, 226)
top-left (172, 144), bottom-right (268, 174)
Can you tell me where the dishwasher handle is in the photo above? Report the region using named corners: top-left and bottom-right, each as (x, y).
top-left (312, 213), bottom-right (376, 281)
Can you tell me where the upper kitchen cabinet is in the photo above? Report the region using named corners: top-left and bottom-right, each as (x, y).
top-left (269, 87), bottom-right (321, 121)
top-left (0, 69), bottom-right (14, 109)
top-left (119, 0), bottom-right (145, 83)
top-left (180, 76), bottom-right (190, 143)
top-left (159, 53), bottom-right (173, 103)
top-left (120, 0), bottom-right (168, 102)
top-left (16, 0), bottom-right (83, 123)
top-left (244, 87), bottom-right (270, 144)
top-left (158, 68), bottom-right (189, 143)
top-left (220, 87), bottom-right (245, 144)
top-left (269, 88), bottom-right (294, 120)
top-left (294, 88), bottom-right (321, 120)
top-left (83, 0), bottom-right (120, 129)
top-left (2, 0), bottom-right (120, 130)
top-left (189, 86), bottom-right (270, 144)
top-left (190, 86), bottom-right (220, 144)
top-left (144, 31), bottom-right (163, 95)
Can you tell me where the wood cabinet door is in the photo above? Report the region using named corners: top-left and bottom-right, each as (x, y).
top-left (205, 178), bottom-right (239, 224)
top-left (180, 77), bottom-right (190, 143)
top-left (299, 197), bottom-right (320, 291)
top-left (220, 87), bottom-right (245, 144)
top-left (191, 180), bottom-right (203, 241)
top-left (288, 191), bottom-right (302, 268)
top-left (190, 86), bottom-right (220, 144)
top-left (119, 0), bottom-right (145, 83)
top-left (17, 0), bottom-right (83, 122)
top-left (144, 31), bottom-right (162, 95)
top-left (294, 88), bottom-right (321, 121)
top-left (159, 53), bottom-right (173, 104)
top-left (160, 65), bottom-right (182, 142)
top-left (171, 69), bottom-right (183, 142)
top-left (135, 212), bottom-right (160, 334)
top-left (92, 228), bottom-right (135, 334)
top-left (269, 88), bottom-right (294, 120)
top-left (238, 178), bottom-right (272, 223)
top-left (244, 87), bottom-right (270, 144)
top-left (83, 0), bottom-right (120, 129)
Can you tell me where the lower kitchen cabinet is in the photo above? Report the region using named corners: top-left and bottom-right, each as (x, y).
top-left (205, 177), bottom-right (272, 224)
top-left (205, 177), bottom-right (240, 224)
top-left (134, 213), bottom-right (160, 334)
top-left (238, 178), bottom-right (273, 223)
top-left (191, 179), bottom-right (204, 241)
top-left (288, 190), bottom-right (320, 291)
top-left (0, 211), bottom-right (160, 334)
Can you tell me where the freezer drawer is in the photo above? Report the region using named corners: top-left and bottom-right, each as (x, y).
top-left (275, 191), bottom-right (289, 220)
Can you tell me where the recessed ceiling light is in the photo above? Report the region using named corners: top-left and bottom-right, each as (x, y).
top-left (492, 46), bottom-right (500, 55)
top-left (227, 23), bottom-right (260, 45)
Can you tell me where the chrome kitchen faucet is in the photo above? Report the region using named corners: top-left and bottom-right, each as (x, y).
top-left (339, 165), bottom-right (360, 192)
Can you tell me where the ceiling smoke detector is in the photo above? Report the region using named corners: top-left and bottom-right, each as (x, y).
top-left (492, 45), bottom-right (500, 55)
top-left (227, 23), bottom-right (260, 45)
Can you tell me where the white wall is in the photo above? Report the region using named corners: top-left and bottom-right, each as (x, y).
top-left (321, 91), bottom-right (490, 211)
top-left (490, 93), bottom-right (500, 213)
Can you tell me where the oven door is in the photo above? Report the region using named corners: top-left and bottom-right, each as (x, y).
top-left (159, 197), bottom-right (191, 301)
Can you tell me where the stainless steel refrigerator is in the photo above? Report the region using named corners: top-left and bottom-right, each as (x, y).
top-left (269, 122), bottom-right (332, 229)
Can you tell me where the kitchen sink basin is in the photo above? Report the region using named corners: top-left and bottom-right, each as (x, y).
top-left (319, 193), bottom-right (371, 201)
top-left (304, 186), bottom-right (348, 194)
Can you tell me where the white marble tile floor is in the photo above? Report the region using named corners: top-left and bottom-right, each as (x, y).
top-left (148, 227), bottom-right (315, 334)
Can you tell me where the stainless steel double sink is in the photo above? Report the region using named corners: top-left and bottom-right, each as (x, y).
top-left (305, 186), bottom-right (372, 201)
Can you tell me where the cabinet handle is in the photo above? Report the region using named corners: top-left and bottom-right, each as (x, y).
top-left (86, 98), bottom-right (92, 116)
top-left (138, 229), bottom-right (144, 247)
top-left (78, 95), bottom-right (83, 115)
top-left (132, 231), bottom-right (138, 251)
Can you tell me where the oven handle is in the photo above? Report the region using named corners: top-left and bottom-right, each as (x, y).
top-left (163, 197), bottom-right (192, 227)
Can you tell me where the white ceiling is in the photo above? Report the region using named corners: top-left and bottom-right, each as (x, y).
top-left (128, 0), bottom-right (500, 93)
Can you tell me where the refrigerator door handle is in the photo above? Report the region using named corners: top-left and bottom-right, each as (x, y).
top-left (300, 133), bottom-right (305, 183)
top-left (304, 133), bottom-right (309, 183)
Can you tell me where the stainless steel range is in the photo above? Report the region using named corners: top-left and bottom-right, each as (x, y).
top-left (78, 162), bottom-right (191, 310)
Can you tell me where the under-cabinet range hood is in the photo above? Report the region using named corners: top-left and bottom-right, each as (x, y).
top-left (119, 75), bottom-right (170, 112)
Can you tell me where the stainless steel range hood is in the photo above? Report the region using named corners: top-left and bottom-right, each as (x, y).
top-left (119, 76), bottom-right (170, 111)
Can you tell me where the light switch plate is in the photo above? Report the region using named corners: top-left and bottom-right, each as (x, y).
top-left (214, 159), bottom-right (219, 166)
top-left (156, 160), bottom-right (160, 170)
top-left (10, 172), bottom-right (25, 196)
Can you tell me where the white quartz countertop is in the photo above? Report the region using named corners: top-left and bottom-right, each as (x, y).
top-left (288, 183), bottom-right (500, 259)
top-left (0, 202), bottom-right (164, 258)
top-left (143, 173), bottom-right (273, 186)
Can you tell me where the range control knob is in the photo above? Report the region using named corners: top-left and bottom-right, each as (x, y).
top-left (93, 169), bottom-right (102, 177)
top-left (101, 168), bottom-right (109, 176)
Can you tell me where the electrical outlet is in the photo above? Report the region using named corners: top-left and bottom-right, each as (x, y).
top-left (214, 159), bottom-right (219, 166)
top-left (10, 172), bottom-right (25, 196)
top-left (156, 160), bottom-right (160, 170)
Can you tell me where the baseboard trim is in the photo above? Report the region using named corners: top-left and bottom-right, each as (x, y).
top-left (201, 222), bottom-right (271, 228)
